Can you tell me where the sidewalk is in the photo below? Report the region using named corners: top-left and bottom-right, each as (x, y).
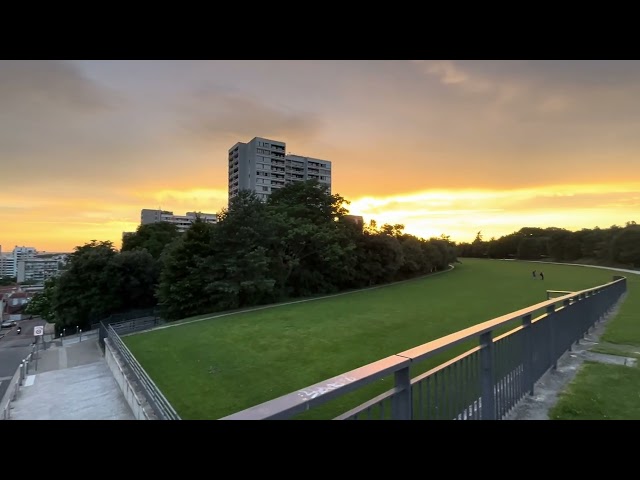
top-left (9, 337), bottom-right (134, 420)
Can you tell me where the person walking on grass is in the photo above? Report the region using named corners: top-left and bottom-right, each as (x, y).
top-left (532, 270), bottom-right (537, 279)
top-left (540, 271), bottom-right (544, 280)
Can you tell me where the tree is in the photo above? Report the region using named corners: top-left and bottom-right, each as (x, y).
top-left (380, 224), bottom-right (405, 237)
top-left (209, 191), bottom-right (277, 307)
top-left (356, 233), bottom-right (404, 284)
top-left (266, 180), bottom-right (356, 296)
top-left (50, 240), bottom-right (163, 329)
top-left (105, 250), bottom-right (159, 311)
top-left (470, 231), bottom-right (488, 257)
top-left (611, 226), bottom-right (640, 267)
top-left (0, 276), bottom-right (17, 286)
top-left (122, 221), bottom-right (180, 259)
top-left (516, 237), bottom-right (548, 260)
top-left (398, 235), bottom-right (426, 278)
top-left (24, 277), bottom-right (57, 321)
top-left (427, 238), bottom-right (457, 269)
top-left (51, 240), bottom-right (119, 328)
top-left (157, 218), bottom-right (221, 320)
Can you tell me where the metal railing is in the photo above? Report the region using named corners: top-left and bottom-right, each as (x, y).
top-left (92, 307), bottom-right (162, 332)
top-left (104, 324), bottom-right (180, 420)
top-left (546, 290), bottom-right (574, 299)
top-left (1, 346), bottom-right (37, 420)
top-left (98, 316), bottom-right (161, 350)
top-left (222, 275), bottom-right (627, 420)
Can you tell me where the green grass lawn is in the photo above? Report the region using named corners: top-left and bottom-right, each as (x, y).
top-left (551, 268), bottom-right (640, 420)
top-left (124, 258), bottom-right (622, 419)
top-left (549, 362), bottom-right (640, 420)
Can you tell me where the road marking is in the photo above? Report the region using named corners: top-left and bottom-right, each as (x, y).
top-left (24, 375), bottom-right (35, 387)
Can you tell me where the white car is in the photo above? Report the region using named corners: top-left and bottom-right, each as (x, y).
top-left (1, 320), bottom-right (17, 329)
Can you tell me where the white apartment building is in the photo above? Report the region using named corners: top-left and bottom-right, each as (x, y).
top-left (0, 245), bottom-right (13, 278)
top-left (0, 245), bottom-right (37, 278)
top-left (228, 137), bottom-right (332, 203)
top-left (140, 209), bottom-right (217, 233)
top-left (17, 258), bottom-right (60, 284)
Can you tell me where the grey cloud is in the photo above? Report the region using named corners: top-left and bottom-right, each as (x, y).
top-left (404, 60), bottom-right (640, 178)
top-left (0, 61), bottom-right (175, 186)
top-left (0, 60), bottom-right (124, 162)
top-left (459, 61), bottom-right (640, 90)
top-left (178, 87), bottom-right (324, 143)
top-left (0, 60), bottom-right (117, 113)
top-left (416, 61), bottom-right (640, 92)
top-left (412, 61), bottom-right (640, 124)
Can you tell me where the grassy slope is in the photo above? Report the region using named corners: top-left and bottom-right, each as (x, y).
top-left (124, 259), bottom-right (619, 419)
top-left (551, 271), bottom-right (640, 419)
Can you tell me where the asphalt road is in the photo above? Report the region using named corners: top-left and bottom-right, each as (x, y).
top-left (0, 318), bottom-right (46, 401)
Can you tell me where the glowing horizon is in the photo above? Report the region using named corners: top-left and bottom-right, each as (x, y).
top-left (2, 181), bottom-right (638, 253)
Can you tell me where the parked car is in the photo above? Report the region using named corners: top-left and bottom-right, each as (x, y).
top-left (1, 320), bottom-right (17, 328)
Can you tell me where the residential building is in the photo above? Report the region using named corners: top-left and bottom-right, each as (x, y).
top-left (140, 209), bottom-right (217, 233)
top-left (0, 246), bottom-right (37, 278)
top-left (228, 137), bottom-right (332, 203)
top-left (0, 245), bottom-right (13, 278)
top-left (344, 215), bottom-right (365, 231)
top-left (1, 289), bottom-right (33, 321)
top-left (17, 258), bottom-right (61, 284)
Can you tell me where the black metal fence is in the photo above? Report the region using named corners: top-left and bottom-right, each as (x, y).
top-left (92, 307), bottom-right (161, 331)
top-left (222, 275), bottom-right (627, 420)
top-left (103, 323), bottom-right (180, 420)
top-left (97, 310), bottom-right (163, 350)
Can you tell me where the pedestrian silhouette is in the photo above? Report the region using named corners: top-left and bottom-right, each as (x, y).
top-left (540, 271), bottom-right (544, 280)
top-left (532, 270), bottom-right (537, 278)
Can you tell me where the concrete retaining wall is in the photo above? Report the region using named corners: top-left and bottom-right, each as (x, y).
top-left (104, 339), bottom-right (150, 420)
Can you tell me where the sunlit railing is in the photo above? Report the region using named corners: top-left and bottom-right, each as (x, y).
top-left (222, 276), bottom-right (627, 420)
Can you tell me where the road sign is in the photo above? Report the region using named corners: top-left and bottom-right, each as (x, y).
top-left (34, 326), bottom-right (44, 336)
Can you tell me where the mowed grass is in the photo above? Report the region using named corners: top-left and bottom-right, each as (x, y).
top-left (549, 362), bottom-right (640, 420)
top-left (600, 272), bottom-right (640, 345)
top-left (551, 268), bottom-right (640, 420)
top-left (124, 258), bottom-right (620, 419)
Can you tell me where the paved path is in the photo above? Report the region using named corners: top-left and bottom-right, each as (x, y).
top-left (0, 318), bottom-right (47, 401)
top-left (9, 338), bottom-right (134, 420)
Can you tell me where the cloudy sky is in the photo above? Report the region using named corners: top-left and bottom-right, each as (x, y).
top-left (1, 60), bottom-right (639, 252)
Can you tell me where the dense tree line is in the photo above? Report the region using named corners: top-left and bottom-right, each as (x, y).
top-left (28, 180), bottom-right (458, 328)
top-left (457, 222), bottom-right (640, 267)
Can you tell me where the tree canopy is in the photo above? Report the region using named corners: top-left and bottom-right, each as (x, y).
top-left (458, 223), bottom-right (640, 266)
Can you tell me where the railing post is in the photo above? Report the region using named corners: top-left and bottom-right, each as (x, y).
top-left (576, 292), bottom-right (585, 342)
top-left (547, 304), bottom-right (557, 370)
top-left (392, 365), bottom-right (412, 420)
top-left (585, 291), bottom-right (594, 333)
top-left (522, 315), bottom-right (534, 395)
top-left (563, 299), bottom-right (572, 351)
top-left (480, 331), bottom-right (495, 420)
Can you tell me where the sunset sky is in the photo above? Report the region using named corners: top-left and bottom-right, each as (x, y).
top-left (1, 60), bottom-right (639, 253)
